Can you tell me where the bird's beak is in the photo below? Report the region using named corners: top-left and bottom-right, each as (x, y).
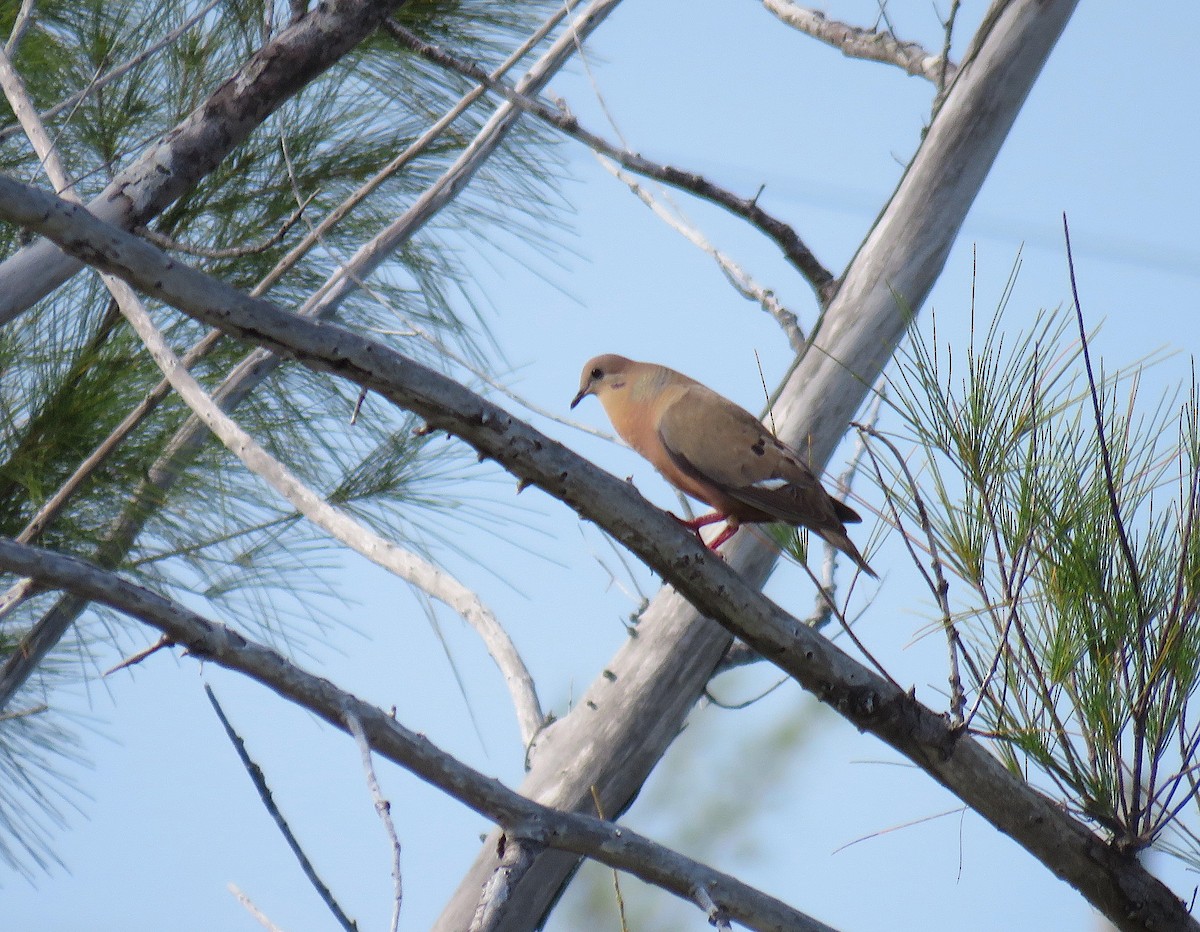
top-left (570, 388), bottom-right (588, 410)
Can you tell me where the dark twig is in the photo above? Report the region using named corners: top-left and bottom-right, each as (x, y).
top-left (937, 1), bottom-right (962, 99)
top-left (855, 423), bottom-right (964, 723)
top-left (1063, 213), bottom-right (1149, 834)
top-left (386, 21), bottom-right (836, 302)
top-left (1062, 214), bottom-right (1145, 616)
top-left (102, 635), bottom-right (173, 677)
top-left (135, 194), bottom-right (315, 260)
top-left (205, 685), bottom-right (359, 932)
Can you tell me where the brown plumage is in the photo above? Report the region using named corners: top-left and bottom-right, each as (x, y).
top-left (571, 354), bottom-right (876, 577)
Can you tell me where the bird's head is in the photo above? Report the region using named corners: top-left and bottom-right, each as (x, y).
top-left (571, 354), bottom-right (635, 409)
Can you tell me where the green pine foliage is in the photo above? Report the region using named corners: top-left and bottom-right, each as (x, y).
top-left (876, 281), bottom-right (1200, 864)
top-left (0, 0), bottom-right (569, 873)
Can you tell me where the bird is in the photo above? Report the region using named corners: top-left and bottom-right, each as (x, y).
top-left (571, 353), bottom-right (876, 577)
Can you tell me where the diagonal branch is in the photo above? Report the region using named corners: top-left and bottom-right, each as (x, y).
top-left (761, 0), bottom-right (958, 84)
top-left (0, 169), bottom-right (1191, 931)
top-left (205, 685), bottom-right (359, 932)
top-left (345, 711), bottom-right (403, 932)
top-left (0, 538), bottom-right (838, 932)
top-left (385, 20), bottom-right (836, 303)
top-left (114, 292), bottom-right (545, 747)
top-left (0, 0), bottom-right (407, 324)
top-left (598, 157), bottom-right (807, 354)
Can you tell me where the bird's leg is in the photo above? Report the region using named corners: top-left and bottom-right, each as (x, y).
top-left (675, 511), bottom-right (727, 533)
top-left (673, 511), bottom-right (725, 543)
top-left (705, 519), bottom-right (741, 551)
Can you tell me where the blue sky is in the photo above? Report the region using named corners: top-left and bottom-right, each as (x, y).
top-left (9, 2), bottom-right (1200, 930)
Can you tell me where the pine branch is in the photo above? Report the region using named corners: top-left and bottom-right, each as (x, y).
top-left (0, 0), bottom-right (605, 710)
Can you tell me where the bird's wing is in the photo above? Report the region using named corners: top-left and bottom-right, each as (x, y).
top-left (657, 384), bottom-right (860, 528)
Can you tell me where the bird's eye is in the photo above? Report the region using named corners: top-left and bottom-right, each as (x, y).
top-left (590, 367), bottom-right (604, 380)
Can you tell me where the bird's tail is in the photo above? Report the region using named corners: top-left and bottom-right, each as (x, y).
top-left (818, 528), bottom-right (877, 579)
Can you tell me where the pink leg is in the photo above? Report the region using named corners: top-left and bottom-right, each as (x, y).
top-left (675, 511), bottom-right (727, 533)
top-left (705, 521), bottom-right (740, 550)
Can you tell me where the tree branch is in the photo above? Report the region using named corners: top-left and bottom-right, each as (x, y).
top-left (205, 686), bottom-right (359, 932)
top-left (385, 20), bottom-right (837, 303)
top-left (761, 0), bottom-right (958, 84)
top-left (0, 538), bottom-right (837, 932)
top-left (0, 164), bottom-right (1191, 930)
top-left (0, 0), bottom-right (407, 324)
top-left (112, 292), bottom-right (545, 747)
top-left (597, 157), bottom-right (807, 354)
top-left (345, 711), bottom-right (402, 932)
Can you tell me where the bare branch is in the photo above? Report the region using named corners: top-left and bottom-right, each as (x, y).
top-left (0, 538), bottom-right (838, 932)
top-left (3, 0), bottom-right (36, 56)
top-left (598, 157), bottom-right (807, 354)
top-left (301, 0), bottom-right (626, 324)
top-left (762, 0), bottom-right (958, 84)
top-left (228, 884), bottom-right (286, 932)
top-left (0, 1), bottom-right (607, 707)
top-left (385, 20), bottom-right (836, 303)
top-left (135, 194), bottom-right (314, 260)
top-left (207, 687), bottom-right (359, 932)
top-left (113, 292), bottom-right (545, 747)
top-left (345, 711), bottom-right (402, 932)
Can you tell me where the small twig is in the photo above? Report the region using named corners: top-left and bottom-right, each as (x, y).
top-left (386, 20), bottom-right (836, 303)
top-left (855, 422), bottom-right (963, 723)
top-left (208, 686), bottom-right (358, 932)
top-left (762, 0), bottom-right (958, 84)
top-left (590, 786), bottom-right (630, 932)
top-left (705, 674), bottom-right (789, 710)
top-left (135, 194), bottom-right (315, 259)
top-left (797, 553), bottom-right (898, 690)
top-left (349, 386), bottom-right (368, 425)
top-left (1063, 214), bottom-right (1144, 615)
top-left (934, 0), bottom-right (963, 110)
top-left (228, 883), bottom-right (286, 932)
top-left (103, 634), bottom-right (173, 677)
top-left (345, 710), bottom-right (403, 932)
top-left (694, 884), bottom-right (733, 931)
top-left (603, 158), bottom-right (807, 354)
